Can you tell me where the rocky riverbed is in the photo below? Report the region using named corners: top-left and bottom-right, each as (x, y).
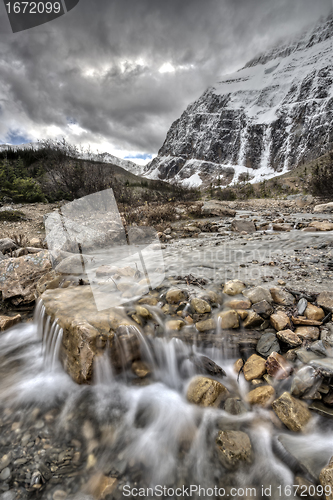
top-left (0, 198), bottom-right (333, 500)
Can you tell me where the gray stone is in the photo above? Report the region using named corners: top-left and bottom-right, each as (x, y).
top-left (321, 324), bottom-right (333, 349)
top-left (252, 300), bottom-right (274, 319)
top-left (270, 287), bottom-right (295, 306)
top-left (297, 298), bottom-right (308, 316)
top-left (0, 467), bottom-right (10, 481)
top-left (317, 292), bottom-right (333, 312)
top-left (313, 201), bottom-right (333, 213)
top-left (295, 348), bottom-right (323, 364)
top-left (309, 358), bottom-right (333, 377)
top-left (257, 332), bottom-right (280, 357)
top-left (216, 430), bottom-right (252, 469)
top-left (291, 366), bottom-right (322, 398)
top-left (243, 286), bottom-right (273, 304)
top-left (224, 398), bottom-right (247, 415)
top-left (0, 238), bottom-right (17, 254)
top-left (231, 219), bottom-right (256, 233)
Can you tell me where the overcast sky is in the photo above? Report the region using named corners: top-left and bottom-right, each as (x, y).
top-left (0, 0), bottom-right (331, 164)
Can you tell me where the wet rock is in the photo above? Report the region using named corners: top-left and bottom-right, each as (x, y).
top-left (305, 303), bottom-right (325, 321)
top-left (0, 251), bottom-right (51, 304)
top-left (270, 287), bottom-right (295, 306)
top-left (272, 224), bottom-right (292, 231)
top-left (295, 326), bottom-right (320, 341)
top-left (247, 385), bottom-right (275, 407)
top-left (292, 316), bottom-right (322, 326)
top-left (270, 311), bottom-right (290, 331)
top-left (166, 319), bottom-right (185, 331)
top-left (243, 311), bottom-right (264, 329)
top-left (135, 305), bottom-right (152, 320)
top-left (237, 310), bottom-right (248, 320)
top-left (218, 310), bottom-right (239, 329)
top-left (257, 332), bottom-right (281, 357)
top-left (0, 455), bottom-right (11, 471)
top-left (321, 324), bottom-right (333, 349)
top-left (309, 358), bottom-right (333, 377)
top-left (266, 352), bottom-right (293, 380)
top-left (132, 361), bottom-right (151, 378)
top-left (227, 299), bottom-right (251, 310)
top-left (36, 271), bottom-right (63, 296)
top-left (243, 354), bottom-right (266, 381)
top-left (243, 286), bottom-right (273, 304)
top-left (0, 314), bottom-right (21, 331)
top-left (310, 401), bottom-right (333, 419)
top-left (319, 457), bottom-right (333, 500)
top-left (297, 298), bottom-right (308, 316)
top-left (166, 289), bottom-right (186, 304)
top-left (309, 340), bottom-right (329, 357)
top-left (187, 376), bottom-right (229, 407)
top-left (191, 298), bottom-right (211, 314)
top-left (276, 329), bottom-right (302, 347)
top-left (190, 354), bottom-right (226, 377)
top-left (216, 430), bottom-right (252, 469)
top-left (195, 318), bottom-right (216, 332)
top-left (309, 221), bottom-right (333, 231)
top-left (294, 477), bottom-right (322, 500)
top-left (223, 280), bottom-right (246, 296)
top-left (84, 473), bottom-right (117, 499)
top-left (231, 219), bottom-right (256, 233)
top-left (0, 238), bottom-right (17, 253)
top-left (291, 366), bottom-right (322, 398)
top-left (138, 295), bottom-right (159, 306)
top-left (42, 286), bottom-right (141, 383)
top-left (272, 392), bottom-right (312, 432)
top-left (252, 300), bottom-right (274, 319)
top-left (0, 467), bottom-right (10, 481)
top-left (317, 292), bottom-right (333, 313)
top-left (224, 398), bottom-right (247, 415)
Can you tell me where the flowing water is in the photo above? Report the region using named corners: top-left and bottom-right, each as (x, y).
top-left (1, 230), bottom-right (333, 499)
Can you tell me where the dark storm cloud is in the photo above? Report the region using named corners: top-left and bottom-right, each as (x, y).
top-left (0, 0), bottom-right (331, 156)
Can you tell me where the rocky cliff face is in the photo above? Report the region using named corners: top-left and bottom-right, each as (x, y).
top-left (144, 15), bottom-right (333, 187)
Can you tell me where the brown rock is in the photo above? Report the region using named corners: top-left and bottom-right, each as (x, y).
top-left (0, 314), bottom-right (21, 331)
top-left (243, 286), bottom-right (273, 304)
top-left (234, 358), bottom-right (244, 373)
top-left (216, 430), bottom-right (252, 469)
top-left (138, 296), bottom-right (159, 306)
top-left (243, 311), bottom-right (264, 328)
top-left (135, 305), bottom-right (152, 320)
top-left (305, 303), bottom-right (325, 321)
top-left (276, 329), bottom-right (302, 347)
top-left (191, 298), bottom-right (211, 314)
top-left (270, 311), bottom-right (290, 331)
top-left (166, 320), bottom-right (185, 331)
top-left (272, 224), bottom-right (292, 232)
top-left (270, 287), bottom-right (295, 306)
top-left (272, 392), bottom-right (312, 432)
top-left (227, 299), bottom-right (251, 310)
top-left (309, 221), bottom-right (333, 231)
top-left (243, 354), bottom-right (266, 381)
top-left (265, 352), bottom-right (293, 380)
top-left (187, 376), bottom-right (229, 407)
top-left (319, 457), bottom-right (333, 500)
top-left (231, 219), bottom-right (256, 233)
top-left (237, 310), bottom-right (248, 320)
top-left (195, 318), bottom-right (216, 332)
top-left (292, 316), bottom-right (322, 326)
top-left (0, 251), bottom-right (51, 305)
top-left (132, 361), bottom-right (151, 378)
top-left (247, 386), bottom-right (275, 407)
top-left (295, 326), bottom-right (320, 341)
top-left (223, 280), bottom-right (246, 296)
top-left (317, 292), bottom-right (333, 313)
top-left (166, 289), bottom-right (186, 304)
top-left (84, 473), bottom-right (117, 499)
top-left (218, 310), bottom-right (239, 329)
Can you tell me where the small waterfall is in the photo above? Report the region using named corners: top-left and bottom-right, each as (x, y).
top-left (94, 346), bottom-right (114, 385)
top-left (35, 298), bottom-right (63, 371)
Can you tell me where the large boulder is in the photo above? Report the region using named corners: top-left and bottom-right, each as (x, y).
top-left (272, 392), bottom-right (312, 432)
top-left (186, 376), bottom-right (229, 407)
top-left (0, 238), bottom-right (17, 254)
top-left (0, 251), bottom-right (51, 305)
top-left (313, 202), bottom-right (333, 213)
top-left (216, 430), bottom-right (252, 469)
top-left (41, 286), bottom-right (142, 384)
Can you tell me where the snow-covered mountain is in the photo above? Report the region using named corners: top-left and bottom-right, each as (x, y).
top-left (0, 142), bottom-right (143, 176)
top-left (144, 14), bottom-right (333, 187)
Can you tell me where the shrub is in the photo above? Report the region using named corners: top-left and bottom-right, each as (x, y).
top-left (309, 154), bottom-right (333, 200)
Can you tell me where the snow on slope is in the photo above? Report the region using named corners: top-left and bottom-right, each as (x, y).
top-left (144, 14), bottom-right (333, 187)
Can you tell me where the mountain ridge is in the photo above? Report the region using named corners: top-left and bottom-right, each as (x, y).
top-left (143, 14), bottom-right (333, 187)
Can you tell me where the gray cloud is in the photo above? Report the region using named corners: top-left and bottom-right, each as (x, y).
top-left (0, 0), bottom-right (331, 157)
